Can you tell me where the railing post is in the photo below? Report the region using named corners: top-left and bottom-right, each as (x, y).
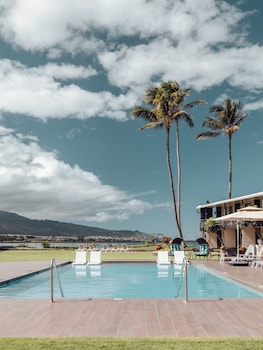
top-left (184, 258), bottom-right (189, 303)
top-left (50, 258), bottom-right (54, 303)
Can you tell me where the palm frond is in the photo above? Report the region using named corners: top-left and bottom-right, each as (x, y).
top-left (196, 131), bottom-right (220, 140)
top-left (201, 116), bottom-right (224, 130)
top-left (172, 111), bottom-right (194, 127)
top-left (184, 100), bottom-right (207, 109)
top-left (138, 121), bottom-right (164, 131)
top-left (209, 104), bottom-right (224, 114)
top-left (131, 106), bottom-right (158, 122)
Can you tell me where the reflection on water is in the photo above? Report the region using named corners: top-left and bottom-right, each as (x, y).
top-left (157, 265), bottom-right (169, 278)
top-left (75, 266), bottom-right (87, 277)
top-left (90, 266), bottom-right (101, 277)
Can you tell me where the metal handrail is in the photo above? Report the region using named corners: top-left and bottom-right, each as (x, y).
top-left (175, 257), bottom-right (189, 302)
top-left (50, 258), bottom-right (64, 302)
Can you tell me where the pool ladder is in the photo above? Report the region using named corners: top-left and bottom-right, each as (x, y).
top-left (175, 257), bottom-right (189, 302)
top-left (50, 258), bottom-right (64, 302)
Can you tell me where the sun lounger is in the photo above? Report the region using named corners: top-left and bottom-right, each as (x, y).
top-left (87, 251), bottom-right (101, 265)
top-left (173, 251), bottom-right (186, 265)
top-left (111, 244), bottom-right (120, 252)
top-left (120, 244), bottom-right (129, 252)
top-left (157, 251), bottom-right (170, 265)
top-left (219, 251), bottom-right (233, 263)
top-left (101, 244), bottom-right (110, 252)
top-left (72, 250), bottom-right (87, 265)
top-left (230, 244), bottom-right (255, 265)
top-left (238, 244), bottom-right (255, 260)
top-left (251, 245), bottom-right (263, 268)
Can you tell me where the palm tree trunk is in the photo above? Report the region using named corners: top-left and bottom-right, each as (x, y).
top-left (175, 119), bottom-right (181, 228)
top-left (166, 128), bottom-right (183, 239)
top-left (228, 135), bottom-right (232, 199)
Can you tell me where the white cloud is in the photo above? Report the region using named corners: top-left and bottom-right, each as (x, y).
top-left (0, 0), bottom-right (245, 50)
top-left (0, 0), bottom-right (262, 118)
top-left (33, 63), bottom-right (97, 80)
top-left (245, 99), bottom-right (263, 111)
top-left (0, 59), bottom-right (134, 120)
top-left (0, 126), bottom-right (165, 223)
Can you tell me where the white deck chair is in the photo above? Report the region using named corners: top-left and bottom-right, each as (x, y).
top-left (157, 251), bottom-right (170, 265)
top-left (238, 244), bottom-right (255, 261)
top-left (72, 250), bottom-right (87, 265)
top-left (120, 244), bottom-right (129, 252)
top-left (251, 245), bottom-right (263, 268)
top-left (87, 251), bottom-right (102, 265)
top-left (101, 244), bottom-right (110, 252)
top-left (173, 251), bottom-right (186, 266)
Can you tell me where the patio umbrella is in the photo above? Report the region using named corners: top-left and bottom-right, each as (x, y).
top-left (216, 206), bottom-right (263, 258)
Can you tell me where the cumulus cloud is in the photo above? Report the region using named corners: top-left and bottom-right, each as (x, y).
top-left (0, 0), bottom-right (245, 50)
top-left (0, 0), bottom-right (262, 114)
top-left (0, 126), bottom-right (165, 223)
top-left (0, 59), bottom-right (138, 120)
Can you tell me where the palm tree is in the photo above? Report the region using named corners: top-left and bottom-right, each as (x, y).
top-left (196, 98), bottom-right (248, 199)
top-left (131, 81), bottom-right (205, 240)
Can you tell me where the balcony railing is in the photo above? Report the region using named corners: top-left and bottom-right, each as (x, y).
top-left (200, 219), bottom-right (263, 231)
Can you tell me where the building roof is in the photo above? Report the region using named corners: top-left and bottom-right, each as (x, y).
top-left (196, 191), bottom-right (263, 210)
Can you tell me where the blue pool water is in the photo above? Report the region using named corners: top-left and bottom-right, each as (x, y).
top-left (0, 263), bottom-right (262, 299)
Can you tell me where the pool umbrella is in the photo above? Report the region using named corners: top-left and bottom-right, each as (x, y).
top-left (216, 206), bottom-right (263, 258)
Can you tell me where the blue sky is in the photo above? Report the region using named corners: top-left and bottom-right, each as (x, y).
top-left (0, 0), bottom-right (263, 240)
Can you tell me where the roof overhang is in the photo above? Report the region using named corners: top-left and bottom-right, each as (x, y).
top-left (196, 191), bottom-right (263, 210)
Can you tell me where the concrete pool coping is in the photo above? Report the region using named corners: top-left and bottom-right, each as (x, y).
top-left (0, 259), bottom-right (263, 338)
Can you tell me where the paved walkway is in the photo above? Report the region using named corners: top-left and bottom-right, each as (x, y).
top-left (0, 260), bottom-right (262, 338)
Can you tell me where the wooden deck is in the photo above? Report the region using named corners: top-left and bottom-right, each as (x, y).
top-left (0, 260), bottom-right (262, 338)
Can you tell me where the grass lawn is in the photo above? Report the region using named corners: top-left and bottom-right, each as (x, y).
top-left (0, 249), bottom-right (157, 262)
top-left (0, 248), bottom-right (213, 262)
top-left (0, 337), bottom-right (262, 350)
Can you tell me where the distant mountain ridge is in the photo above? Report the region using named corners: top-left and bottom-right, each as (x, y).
top-left (0, 210), bottom-right (149, 239)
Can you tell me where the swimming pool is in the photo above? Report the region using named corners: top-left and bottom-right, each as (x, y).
top-left (0, 263), bottom-right (262, 299)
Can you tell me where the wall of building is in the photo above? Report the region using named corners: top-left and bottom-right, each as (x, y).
top-left (205, 231), bottom-right (217, 248)
top-left (241, 227), bottom-right (255, 247)
top-left (222, 228), bottom-right (236, 248)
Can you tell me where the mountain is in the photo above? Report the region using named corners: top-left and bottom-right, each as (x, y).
top-left (0, 211), bottom-right (149, 240)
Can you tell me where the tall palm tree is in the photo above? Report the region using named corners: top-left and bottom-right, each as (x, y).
top-left (131, 81), bottom-right (205, 240)
top-left (196, 98), bottom-right (248, 199)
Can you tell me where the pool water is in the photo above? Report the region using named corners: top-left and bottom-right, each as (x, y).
top-left (0, 263), bottom-right (262, 299)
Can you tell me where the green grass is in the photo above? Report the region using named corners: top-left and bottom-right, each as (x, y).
top-left (0, 249), bottom-right (156, 262)
top-left (0, 248), bottom-right (219, 262)
top-left (0, 338), bottom-right (262, 350)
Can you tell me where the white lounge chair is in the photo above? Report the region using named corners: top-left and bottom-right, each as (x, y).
top-left (101, 244), bottom-right (110, 252)
top-left (87, 251), bottom-right (102, 265)
top-left (219, 251), bottom-right (233, 264)
top-left (251, 245), bottom-right (263, 268)
top-left (239, 244), bottom-right (255, 260)
top-left (72, 250), bottom-right (87, 265)
top-left (229, 244), bottom-right (256, 265)
top-left (173, 251), bottom-right (186, 266)
top-left (111, 244), bottom-right (120, 252)
top-left (120, 244), bottom-right (129, 252)
top-left (157, 251), bottom-right (170, 265)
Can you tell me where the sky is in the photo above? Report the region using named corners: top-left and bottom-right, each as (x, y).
top-left (0, 0), bottom-right (263, 240)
